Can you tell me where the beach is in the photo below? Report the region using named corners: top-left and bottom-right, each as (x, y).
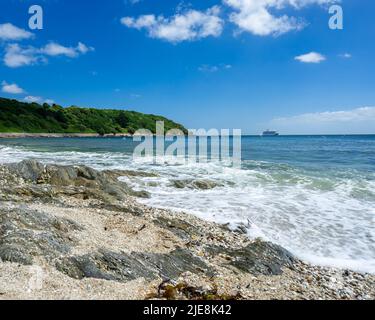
top-left (0, 135), bottom-right (374, 273)
top-left (0, 159), bottom-right (374, 300)
top-left (0, 133), bottom-right (133, 139)
top-left (1, 0), bottom-right (374, 303)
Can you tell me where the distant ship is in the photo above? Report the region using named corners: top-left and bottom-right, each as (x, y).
top-left (262, 130), bottom-right (279, 137)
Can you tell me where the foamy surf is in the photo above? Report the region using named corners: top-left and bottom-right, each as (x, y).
top-left (133, 161), bottom-right (375, 274)
top-left (0, 137), bottom-right (374, 274)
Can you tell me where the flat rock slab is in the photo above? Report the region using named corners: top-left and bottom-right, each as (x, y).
top-left (0, 207), bottom-right (83, 265)
top-left (206, 240), bottom-right (295, 276)
top-left (57, 248), bottom-right (214, 283)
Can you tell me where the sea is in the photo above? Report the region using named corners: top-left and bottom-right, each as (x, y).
top-left (0, 135), bottom-right (374, 273)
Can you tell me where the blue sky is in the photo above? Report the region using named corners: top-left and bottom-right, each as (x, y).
top-left (0, 0), bottom-right (374, 134)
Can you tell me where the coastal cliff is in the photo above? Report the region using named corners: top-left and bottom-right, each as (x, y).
top-left (0, 160), bottom-right (374, 300)
top-left (0, 97), bottom-right (186, 135)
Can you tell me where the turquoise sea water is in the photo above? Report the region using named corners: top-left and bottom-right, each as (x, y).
top-left (0, 135), bottom-right (374, 273)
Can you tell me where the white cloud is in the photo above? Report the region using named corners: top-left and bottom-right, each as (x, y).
top-left (199, 65), bottom-right (219, 72)
top-left (3, 44), bottom-right (41, 68)
top-left (24, 95), bottom-right (42, 103)
top-left (270, 107), bottom-right (375, 134)
top-left (120, 1), bottom-right (337, 41)
top-left (339, 53), bottom-right (352, 59)
top-left (198, 63), bottom-right (232, 72)
top-left (295, 51), bottom-right (326, 63)
top-left (41, 42), bottom-right (78, 57)
top-left (126, 0), bottom-right (142, 4)
top-left (3, 42), bottom-right (94, 68)
top-left (0, 23), bottom-right (33, 41)
top-left (223, 0), bottom-right (336, 36)
top-left (274, 107), bottom-right (375, 123)
top-left (121, 6), bottom-right (224, 42)
top-left (24, 96), bottom-right (55, 104)
top-left (130, 93), bottom-right (142, 98)
top-left (44, 99), bottom-right (55, 105)
top-left (77, 42), bottom-right (94, 54)
top-left (1, 81), bottom-right (25, 94)
top-left (1, 81), bottom-right (53, 104)
top-left (1, 81), bottom-right (54, 104)
top-left (41, 42), bottom-right (94, 57)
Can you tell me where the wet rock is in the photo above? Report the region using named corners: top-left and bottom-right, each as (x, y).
top-left (206, 239), bottom-right (295, 276)
top-left (104, 169), bottom-right (158, 178)
top-left (221, 220), bottom-right (253, 235)
top-left (171, 179), bottom-right (222, 190)
top-left (127, 190), bottom-right (151, 199)
top-left (233, 223), bottom-right (249, 235)
top-left (3, 160), bottom-right (150, 203)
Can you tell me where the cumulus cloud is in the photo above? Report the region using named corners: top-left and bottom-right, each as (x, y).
top-left (270, 107), bottom-right (375, 134)
top-left (44, 99), bottom-right (55, 105)
top-left (24, 95), bottom-right (55, 104)
top-left (24, 95), bottom-right (42, 103)
top-left (121, 1), bottom-right (336, 40)
top-left (1, 81), bottom-right (54, 104)
top-left (3, 42), bottom-right (94, 68)
top-left (121, 6), bottom-right (224, 42)
top-left (0, 23), bottom-right (33, 41)
top-left (223, 0), bottom-right (336, 36)
top-left (41, 42), bottom-right (78, 57)
top-left (41, 42), bottom-right (94, 57)
top-left (295, 51), bottom-right (326, 63)
top-left (3, 44), bottom-right (41, 68)
top-left (76, 42), bottom-right (94, 54)
top-left (1, 81), bottom-right (25, 94)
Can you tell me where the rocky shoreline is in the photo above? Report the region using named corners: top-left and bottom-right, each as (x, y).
top-left (0, 160), bottom-right (374, 300)
top-left (0, 133), bottom-right (133, 139)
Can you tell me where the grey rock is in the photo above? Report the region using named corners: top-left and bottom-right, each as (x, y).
top-left (133, 248), bottom-right (215, 280)
top-left (154, 217), bottom-right (203, 241)
top-left (92, 203), bottom-right (145, 217)
top-left (205, 239), bottom-right (295, 276)
top-left (129, 190), bottom-right (151, 199)
top-left (171, 179), bottom-right (222, 190)
top-left (3, 160), bottom-right (150, 203)
top-left (0, 207), bottom-right (83, 265)
top-left (48, 166), bottom-right (78, 186)
top-left (8, 160), bottom-right (45, 183)
top-left (0, 244), bottom-right (33, 265)
top-left (233, 223), bottom-right (249, 235)
top-left (104, 169), bottom-right (158, 178)
top-left (56, 249), bottom-right (154, 281)
top-left (57, 247), bottom-right (213, 282)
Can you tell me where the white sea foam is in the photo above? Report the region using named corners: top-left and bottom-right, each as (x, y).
top-left (1, 144), bottom-right (374, 274)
